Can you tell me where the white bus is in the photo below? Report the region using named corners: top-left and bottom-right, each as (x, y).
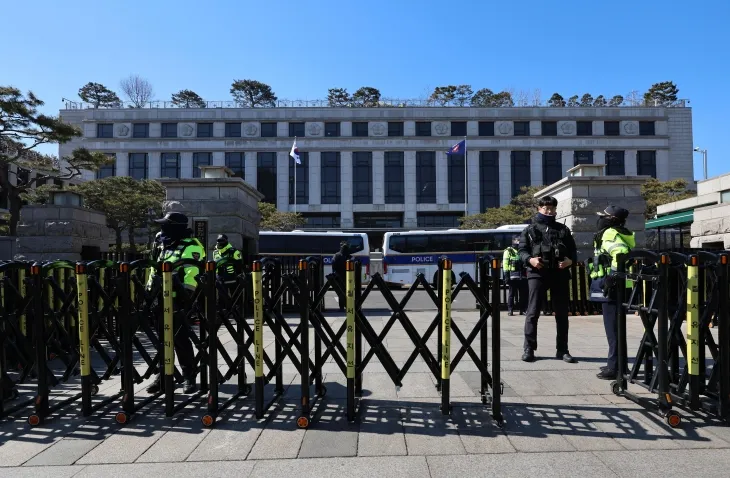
top-left (381, 227), bottom-right (528, 286)
top-left (258, 231), bottom-right (371, 283)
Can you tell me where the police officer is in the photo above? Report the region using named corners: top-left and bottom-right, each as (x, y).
top-left (331, 241), bottom-right (352, 311)
top-left (589, 205), bottom-right (635, 380)
top-left (518, 196), bottom-right (578, 363)
top-left (145, 212), bottom-right (205, 394)
top-left (213, 234), bottom-right (242, 287)
top-left (503, 235), bottom-right (527, 316)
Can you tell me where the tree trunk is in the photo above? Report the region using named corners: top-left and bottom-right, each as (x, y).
top-left (127, 227), bottom-right (136, 252)
top-left (114, 229), bottom-right (123, 254)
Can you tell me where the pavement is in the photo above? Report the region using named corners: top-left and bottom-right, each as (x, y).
top-left (1, 288), bottom-right (729, 477)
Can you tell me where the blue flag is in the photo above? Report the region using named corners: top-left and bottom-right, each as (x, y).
top-left (446, 139), bottom-right (466, 155)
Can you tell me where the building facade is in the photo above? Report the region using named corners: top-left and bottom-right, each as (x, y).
top-left (58, 104), bottom-right (694, 229)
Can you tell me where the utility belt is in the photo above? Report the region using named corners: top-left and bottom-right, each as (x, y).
top-left (532, 244), bottom-right (563, 270)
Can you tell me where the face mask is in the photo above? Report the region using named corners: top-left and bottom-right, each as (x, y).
top-left (597, 217), bottom-right (618, 230)
top-left (536, 212), bottom-right (556, 224)
top-left (159, 223), bottom-right (186, 245)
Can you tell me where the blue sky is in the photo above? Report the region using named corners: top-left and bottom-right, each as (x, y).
top-left (5, 0), bottom-right (729, 180)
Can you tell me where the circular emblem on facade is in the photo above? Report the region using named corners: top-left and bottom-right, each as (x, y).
top-left (434, 122), bottom-right (448, 135)
top-left (560, 122), bottom-right (575, 134)
top-left (181, 124), bottom-right (194, 136)
top-left (498, 122), bottom-right (513, 135)
top-left (307, 123), bottom-right (322, 136)
top-left (243, 123), bottom-right (258, 136)
top-left (116, 124), bottom-right (130, 137)
top-left (623, 122), bottom-right (638, 134)
top-left (371, 122), bottom-right (386, 136)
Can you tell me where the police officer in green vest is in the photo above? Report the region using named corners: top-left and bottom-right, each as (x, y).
top-left (146, 212), bottom-right (205, 394)
top-left (589, 205), bottom-right (635, 380)
top-left (502, 235), bottom-right (527, 316)
top-left (213, 234), bottom-right (242, 286)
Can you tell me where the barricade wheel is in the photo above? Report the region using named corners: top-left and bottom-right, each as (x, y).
top-left (665, 411), bottom-right (681, 428)
top-left (27, 414), bottom-right (41, 427)
top-left (91, 384), bottom-right (100, 396)
top-left (201, 414), bottom-right (215, 427)
top-left (115, 412), bottom-right (129, 425)
top-left (296, 416), bottom-right (310, 429)
top-left (610, 381), bottom-right (621, 395)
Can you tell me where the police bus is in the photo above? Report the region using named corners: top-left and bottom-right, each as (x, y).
top-left (381, 227), bottom-right (527, 286)
top-left (258, 231), bottom-right (371, 283)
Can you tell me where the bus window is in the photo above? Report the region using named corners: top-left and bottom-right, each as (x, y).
top-left (388, 235), bottom-right (407, 252)
top-left (407, 235), bottom-right (429, 253)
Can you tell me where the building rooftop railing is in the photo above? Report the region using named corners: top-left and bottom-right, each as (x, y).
top-left (61, 98), bottom-right (690, 110)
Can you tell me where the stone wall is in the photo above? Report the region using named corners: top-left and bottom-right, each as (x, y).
top-left (15, 206), bottom-right (109, 261)
top-left (159, 177), bottom-right (264, 258)
top-left (690, 203), bottom-right (730, 248)
top-left (535, 176), bottom-right (650, 261)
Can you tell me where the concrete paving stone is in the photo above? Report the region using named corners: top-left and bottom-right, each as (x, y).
top-left (357, 405), bottom-right (407, 457)
top-left (0, 425), bottom-right (67, 467)
top-left (71, 460), bottom-right (256, 478)
top-left (396, 372), bottom-right (439, 398)
top-left (500, 397), bottom-right (577, 452)
top-left (503, 371), bottom-right (556, 396)
top-left (361, 372), bottom-right (400, 400)
top-left (248, 455), bottom-right (429, 478)
top-left (136, 411), bottom-right (211, 463)
top-left (427, 451), bottom-right (615, 478)
top-left (537, 370), bottom-right (596, 395)
top-left (400, 406), bottom-right (467, 455)
top-left (298, 400), bottom-right (358, 458)
top-left (451, 406), bottom-right (516, 454)
top-left (186, 406), bottom-right (263, 462)
top-left (594, 449), bottom-right (730, 478)
top-left (246, 402), bottom-right (306, 460)
top-left (2, 465), bottom-right (86, 477)
top-left (23, 437), bottom-right (104, 466)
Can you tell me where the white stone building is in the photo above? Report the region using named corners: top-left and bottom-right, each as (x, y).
top-left (57, 102), bottom-right (694, 232)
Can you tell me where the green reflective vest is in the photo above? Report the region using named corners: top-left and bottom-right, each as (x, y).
top-left (502, 247), bottom-right (519, 272)
top-left (147, 237), bottom-right (205, 290)
top-left (590, 228), bottom-right (636, 285)
top-left (213, 243), bottom-right (242, 278)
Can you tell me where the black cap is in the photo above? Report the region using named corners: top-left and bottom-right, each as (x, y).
top-left (154, 212), bottom-right (189, 225)
top-left (596, 205), bottom-right (629, 220)
top-left (217, 234), bottom-right (228, 242)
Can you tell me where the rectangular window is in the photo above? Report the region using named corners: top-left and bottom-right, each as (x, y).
top-left (416, 151), bottom-right (436, 203)
top-left (511, 151), bottom-right (531, 197)
top-left (541, 121), bottom-right (557, 136)
top-left (384, 152), bottom-right (404, 204)
top-left (257, 152), bottom-right (277, 203)
top-left (451, 121), bottom-right (467, 137)
top-left (97, 153), bottom-right (116, 179)
top-left (574, 150), bottom-right (594, 166)
top-left (321, 152), bottom-right (341, 204)
top-left (225, 122), bottom-right (241, 137)
top-left (388, 122), bottom-right (404, 136)
top-left (417, 213), bottom-right (462, 228)
top-left (479, 151), bottom-right (499, 211)
top-left (303, 214), bottom-right (340, 228)
top-left (478, 121), bottom-right (494, 136)
top-left (637, 151), bottom-right (657, 178)
top-left (289, 122), bottom-right (305, 137)
top-left (604, 121), bottom-right (620, 136)
top-left (416, 121), bottom-right (431, 137)
top-left (352, 152), bottom-right (372, 204)
top-left (129, 153), bottom-right (148, 180)
top-left (261, 122), bottom-right (277, 137)
top-left (225, 152), bottom-right (245, 178)
top-left (513, 121), bottom-right (530, 136)
top-left (639, 121), bottom-right (655, 136)
top-left (577, 121), bottom-right (593, 136)
top-left (606, 151), bottom-right (625, 176)
top-left (160, 152), bottom-right (180, 178)
top-left (352, 122), bottom-right (369, 137)
top-left (161, 123), bottom-right (177, 138)
top-left (192, 152), bottom-right (212, 178)
top-left (324, 122), bottom-right (340, 137)
top-left (97, 123), bottom-right (113, 138)
top-left (132, 123), bottom-right (149, 138)
top-left (197, 122), bottom-right (213, 138)
top-left (542, 151), bottom-right (563, 185)
top-left (289, 152), bottom-right (309, 205)
top-left (448, 152), bottom-right (466, 203)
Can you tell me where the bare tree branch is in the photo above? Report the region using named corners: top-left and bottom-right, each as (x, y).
top-left (120, 74), bottom-right (154, 108)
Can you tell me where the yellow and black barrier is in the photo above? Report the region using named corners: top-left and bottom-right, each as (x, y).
top-left (162, 261), bottom-right (175, 417)
top-left (252, 261), bottom-right (265, 419)
top-left (686, 255), bottom-right (701, 410)
top-left (346, 259), bottom-right (356, 421)
top-left (440, 258), bottom-right (453, 415)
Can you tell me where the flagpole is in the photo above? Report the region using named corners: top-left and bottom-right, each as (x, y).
top-left (463, 135), bottom-right (467, 218)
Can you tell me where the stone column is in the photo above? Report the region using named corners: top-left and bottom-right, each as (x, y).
top-left (594, 150), bottom-right (606, 166)
top-left (213, 122), bottom-right (225, 137)
top-left (340, 151), bottom-right (353, 227)
top-left (341, 122), bottom-right (352, 137)
top-left (308, 151), bottom-right (321, 205)
top-left (148, 152), bottom-right (161, 179)
top-left (436, 150), bottom-right (448, 205)
top-left (467, 149), bottom-right (480, 215)
top-left (181, 152), bottom-right (194, 178)
top-left (561, 150), bottom-right (574, 178)
top-left (373, 151), bottom-right (385, 205)
top-left (625, 150), bottom-right (638, 176)
top-left (404, 151), bottom-right (417, 227)
top-left (245, 151), bottom-right (257, 187)
top-left (657, 150), bottom-right (670, 181)
top-left (116, 152), bottom-right (129, 177)
top-left (212, 151), bottom-right (225, 167)
top-left (498, 150), bottom-right (511, 206)
top-left (276, 151), bottom-right (289, 211)
top-left (530, 150), bottom-right (543, 187)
